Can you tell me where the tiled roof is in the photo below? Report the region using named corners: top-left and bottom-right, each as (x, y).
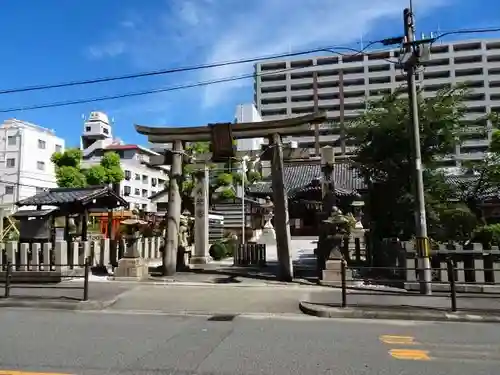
top-left (16, 186), bottom-right (128, 207)
top-left (246, 162), bottom-right (366, 196)
top-left (445, 175), bottom-right (500, 199)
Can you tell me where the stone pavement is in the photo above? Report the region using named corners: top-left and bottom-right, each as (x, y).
top-left (148, 263), bottom-right (317, 286)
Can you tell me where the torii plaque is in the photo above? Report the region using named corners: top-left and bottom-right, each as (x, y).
top-left (135, 112), bottom-right (327, 281)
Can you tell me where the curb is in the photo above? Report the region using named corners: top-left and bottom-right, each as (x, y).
top-left (141, 279), bottom-right (318, 288)
top-left (299, 301), bottom-right (500, 323)
top-left (0, 297), bottom-right (119, 311)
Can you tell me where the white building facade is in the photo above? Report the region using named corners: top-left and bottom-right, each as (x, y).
top-left (255, 38), bottom-right (500, 166)
top-left (0, 119), bottom-right (64, 212)
top-left (80, 112), bottom-right (169, 212)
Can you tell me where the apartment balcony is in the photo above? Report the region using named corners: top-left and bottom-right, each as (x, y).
top-left (260, 91), bottom-right (288, 99)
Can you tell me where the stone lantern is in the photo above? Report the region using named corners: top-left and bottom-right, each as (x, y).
top-left (114, 218), bottom-right (149, 280)
top-left (351, 195), bottom-right (365, 229)
top-left (319, 207), bottom-right (356, 283)
top-left (257, 196), bottom-right (276, 244)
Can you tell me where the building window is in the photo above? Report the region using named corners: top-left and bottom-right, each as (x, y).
top-left (37, 161), bottom-right (45, 170)
top-left (85, 126), bottom-right (91, 132)
top-left (5, 186), bottom-right (13, 195)
top-left (135, 173), bottom-right (140, 181)
top-left (135, 188), bottom-right (140, 196)
top-left (142, 204), bottom-right (147, 210)
top-left (6, 158), bottom-right (15, 168)
top-left (124, 170), bottom-right (131, 180)
top-left (124, 186), bottom-right (131, 196)
top-left (151, 178), bottom-right (157, 187)
top-left (38, 139), bottom-right (46, 149)
top-left (55, 145), bottom-right (62, 153)
top-left (36, 187), bottom-right (45, 194)
top-left (103, 127), bottom-right (109, 135)
top-left (142, 189), bottom-right (148, 197)
top-left (142, 175), bottom-right (148, 184)
top-left (7, 136), bottom-right (16, 146)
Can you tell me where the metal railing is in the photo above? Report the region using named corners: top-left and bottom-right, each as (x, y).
top-left (2, 257), bottom-right (91, 302)
top-left (234, 244), bottom-right (266, 267)
top-left (333, 258), bottom-right (500, 313)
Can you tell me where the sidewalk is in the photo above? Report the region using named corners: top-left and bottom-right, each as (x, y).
top-left (105, 283), bottom-right (322, 315)
top-left (0, 282), bottom-right (138, 310)
top-left (300, 288), bottom-right (500, 323)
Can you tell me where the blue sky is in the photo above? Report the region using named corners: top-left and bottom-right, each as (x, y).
top-left (0, 0), bottom-right (499, 147)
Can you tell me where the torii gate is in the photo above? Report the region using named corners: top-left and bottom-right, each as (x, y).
top-left (135, 112), bottom-right (327, 281)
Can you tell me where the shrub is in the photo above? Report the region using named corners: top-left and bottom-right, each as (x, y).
top-left (472, 224), bottom-right (500, 248)
top-left (209, 242), bottom-right (227, 260)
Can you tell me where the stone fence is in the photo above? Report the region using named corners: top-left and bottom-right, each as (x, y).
top-left (0, 236), bottom-right (164, 281)
top-left (404, 242), bottom-right (500, 292)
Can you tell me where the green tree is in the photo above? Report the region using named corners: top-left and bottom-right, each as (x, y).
top-left (97, 151), bottom-right (125, 184)
top-left (456, 114), bottom-right (500, 222)
top-left (346, 87), bottom-right (473, 262)
top-left (51, 148), bottom-right (124, 188)
top-left (51, 148), bottom-right (86, 188)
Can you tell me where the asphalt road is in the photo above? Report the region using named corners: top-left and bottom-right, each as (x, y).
top-left (1, 309), bottom-right (500, 375)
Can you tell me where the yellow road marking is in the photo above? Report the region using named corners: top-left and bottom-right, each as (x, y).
top-left (389, 349), bottom-right (431, 361)
top-left (0, 371), bottom-right (72, 375)
top-left (379, 335), bottom-right (417, 345)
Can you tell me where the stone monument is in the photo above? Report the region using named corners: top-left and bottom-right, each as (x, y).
top-left (114, 218), bottom-right (149, 280)
top-left (176, 214), bottom-right (191, 270)
top-left (190, 166), bottom-right (211, 265)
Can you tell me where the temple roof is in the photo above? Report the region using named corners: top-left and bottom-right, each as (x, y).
top-left (16, 185), bottom-right (128, 212)
top-left (246, 162), bottom-right (366, 197)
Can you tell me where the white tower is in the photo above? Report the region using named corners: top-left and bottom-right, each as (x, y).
top-left (81, 111), bottom-right (112, 150)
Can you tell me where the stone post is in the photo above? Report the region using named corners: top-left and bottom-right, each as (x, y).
top-left (191, 165), bottom-right (210, 264)
top-left (54, 241), bottom-right (68, 273)
top-left (317, 146), bottom-right (339, 281)
top-left (6, 241), bottom-right (16, 267)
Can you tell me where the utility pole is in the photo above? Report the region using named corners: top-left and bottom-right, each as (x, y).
top-left (404, 5), bottom-right (432, 295)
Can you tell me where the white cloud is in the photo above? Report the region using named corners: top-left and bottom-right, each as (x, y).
top-left (88, 0), bottom-right (451, 110)
top-left (87, 41), bottom-right (126, 59)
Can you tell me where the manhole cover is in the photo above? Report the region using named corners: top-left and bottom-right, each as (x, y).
top-left (207, 314), bottom-right (236, 322)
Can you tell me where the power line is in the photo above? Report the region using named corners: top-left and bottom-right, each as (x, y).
top-left (0, 43), bottom-right (383, 96)
top-left (0, 178), bottom-right (49, 190)
top-left (0, 44), bottom-right (397, 113)
top-left (432, 27), bottom-right (500, 42)
top-left (1, 27), bottom-right (499, 113)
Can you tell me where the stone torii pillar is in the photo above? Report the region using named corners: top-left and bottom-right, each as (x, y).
top-left (163, 140), bottom-right (184, 276)
top-left (269, 133), bottom-right (293, 281)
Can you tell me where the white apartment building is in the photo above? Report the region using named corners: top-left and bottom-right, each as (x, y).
top-left (0, 119), bottom-right (64, 212)
top-left (255, 38), bottom-right (500, 166)
top-left (80, 112), bottom-right (169, 212)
